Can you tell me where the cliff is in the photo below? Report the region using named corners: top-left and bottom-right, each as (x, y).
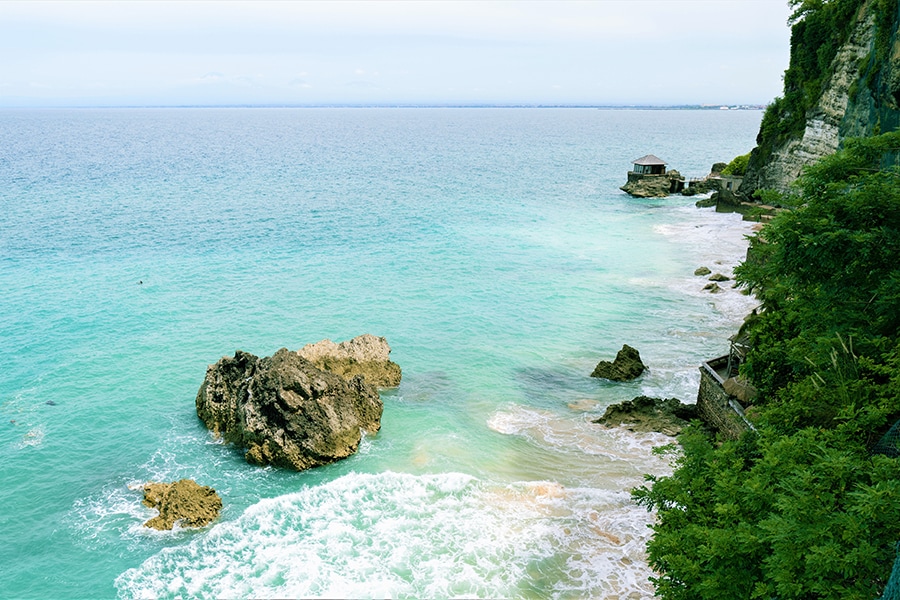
top-left (741, 0), bottom-right (900, 197)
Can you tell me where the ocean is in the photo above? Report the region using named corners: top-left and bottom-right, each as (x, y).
top-left (1, 107), bottom-right (761, 599)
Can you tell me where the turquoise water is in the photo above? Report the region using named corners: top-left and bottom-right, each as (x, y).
top-left (1, 108), bottom-right (761, 599)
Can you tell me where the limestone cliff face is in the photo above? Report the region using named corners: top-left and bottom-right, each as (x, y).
top-left (843, 3), bottom-right (900, 150)
top-left (741, 0), bottom-right (900, 196)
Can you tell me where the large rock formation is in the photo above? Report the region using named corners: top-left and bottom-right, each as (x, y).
top-left (590, 344), bottom-right (647, 382)
top-left (297, 334), bottom-right (401, 388)
top-left (142, 479), bottom-right (222, 530)
top-left (742, 0), bottom-right (900, 196)
top-left (195, 347), bottom-right (383, 470)
top-left (593, 396), bottom-right (698, 436)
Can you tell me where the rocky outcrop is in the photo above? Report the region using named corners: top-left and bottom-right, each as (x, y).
top-left (621, 170), bottom-right (684, 198)
top-left (593, 396), bottom-right (698, 436)
top-left (621, 175), bottom-right (672, 198)
top-left (142, 479), bottom-right (222, 530)
top-left (590, 344), bottom-right (647, 381)
top-left (742, 0), bottom-right (900, 196)
top-left (297, 334), bottom-right (401, 388)
top-left (195, 348), bottom-right (383, 471)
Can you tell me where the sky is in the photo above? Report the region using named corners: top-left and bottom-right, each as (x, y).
top-left (0, 1), bottom-right (794, 107)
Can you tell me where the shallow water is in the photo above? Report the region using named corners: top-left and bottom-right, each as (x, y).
top-left (0, 107), bottom-right (760, 598)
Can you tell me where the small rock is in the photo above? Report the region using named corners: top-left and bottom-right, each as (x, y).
top-left (590, 344), bottom-right (646, 382)
top-left (593, 396), bottom-right (697, 436)
top-left (694, 266), bottom-right (711, 276)
top-left (568, 399), bottom-right (600, 412)
top-left (723, 376), bottom-right (758, 403)
top-left (708, 273), bottom-right (731, 282)
top-left (704, 282), bottom-right (723, 293)
top-left (142, 479), bottom-right (222, 530)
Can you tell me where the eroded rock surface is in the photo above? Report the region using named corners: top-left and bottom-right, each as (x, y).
top-left (297, 334), bottom-right (401, 388)
top-left (142, 479), bottom-right (222, 530)
top-left (590, 344), bottom-right (647, 382)
top-left (621, 173), bottom-right (681, 198)
top-left (196, 347), bottom-right (383, 470)
top-left (593, 396), bottom-right (698, 436)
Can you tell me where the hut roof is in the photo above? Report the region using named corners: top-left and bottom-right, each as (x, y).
top-left (632, 154), bottom-right (667, 166)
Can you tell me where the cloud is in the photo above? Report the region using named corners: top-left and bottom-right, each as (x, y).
top-left (0, 0), bottom-right (793, 106)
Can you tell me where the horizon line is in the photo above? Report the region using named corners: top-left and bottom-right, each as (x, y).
top-left (0, 102), bottom-right (769, 110)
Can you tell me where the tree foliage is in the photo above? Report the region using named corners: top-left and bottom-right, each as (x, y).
top-left (722, 153), bottom-right (751, 177)
top-left (635, 132), bottom-right (900, 598)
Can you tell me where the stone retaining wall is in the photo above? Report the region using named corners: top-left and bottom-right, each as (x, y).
top-left (697, 356), bottom-right (754, 440)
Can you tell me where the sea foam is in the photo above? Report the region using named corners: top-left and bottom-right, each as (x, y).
top-left (115, 470), bottom-right (662, 599)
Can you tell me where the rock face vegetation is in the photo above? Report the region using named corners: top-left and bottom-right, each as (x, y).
top-left (631, 3), bottom-right (900, 596)
top-left (635, 131), bottom-right (900, 599)
top-left (741, 0), bottom-right (900, 197)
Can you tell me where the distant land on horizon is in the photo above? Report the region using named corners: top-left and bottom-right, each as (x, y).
top-left (1, 103), bottom-right (768, 110)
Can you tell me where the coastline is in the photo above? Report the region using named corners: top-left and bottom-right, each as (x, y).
top-left (608, 200), bottom-right (761, 594)
top-left (2, 108), bottom-right (766, 599)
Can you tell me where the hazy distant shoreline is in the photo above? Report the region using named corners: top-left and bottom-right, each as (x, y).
top-left (0, 103), bottom-right (767, 111)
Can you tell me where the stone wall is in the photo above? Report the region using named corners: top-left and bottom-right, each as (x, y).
top-left (696, 357), bottom-right (754, 440)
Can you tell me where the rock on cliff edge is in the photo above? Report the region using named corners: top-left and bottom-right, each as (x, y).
top-left (297, 333), bottom-right (401, 388)
top-left (195, 347), bottom-right (383, 470)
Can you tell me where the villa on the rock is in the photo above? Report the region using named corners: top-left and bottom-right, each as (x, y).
top-left (621, 154), bottom-right (685, 197)
top-left (631, 154), bottom-right (668, 175)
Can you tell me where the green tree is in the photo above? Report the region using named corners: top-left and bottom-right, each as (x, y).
top-left (722, 153), bottom-right (751, 176)
top-left (635, 132), bottom-right (900, 599)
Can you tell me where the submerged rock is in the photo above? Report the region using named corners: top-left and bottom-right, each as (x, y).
top-left (142, 479), bottom-right (222, 530)
top-left (593, 396), bottom-right (698, 436)
top-left (196, 347), bottom-right (383, 470)
top-left (297, 334), bottom-right (401, 388)
top-left (590, 344), bottom-right (647, 382)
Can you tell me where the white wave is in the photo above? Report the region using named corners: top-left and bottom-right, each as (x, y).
top-left (68, 479), bottom-right (171, 550)
top-left (115, 470), bottom-right (664, 599)
top-left (487, 404), bottom-right (675, 468)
